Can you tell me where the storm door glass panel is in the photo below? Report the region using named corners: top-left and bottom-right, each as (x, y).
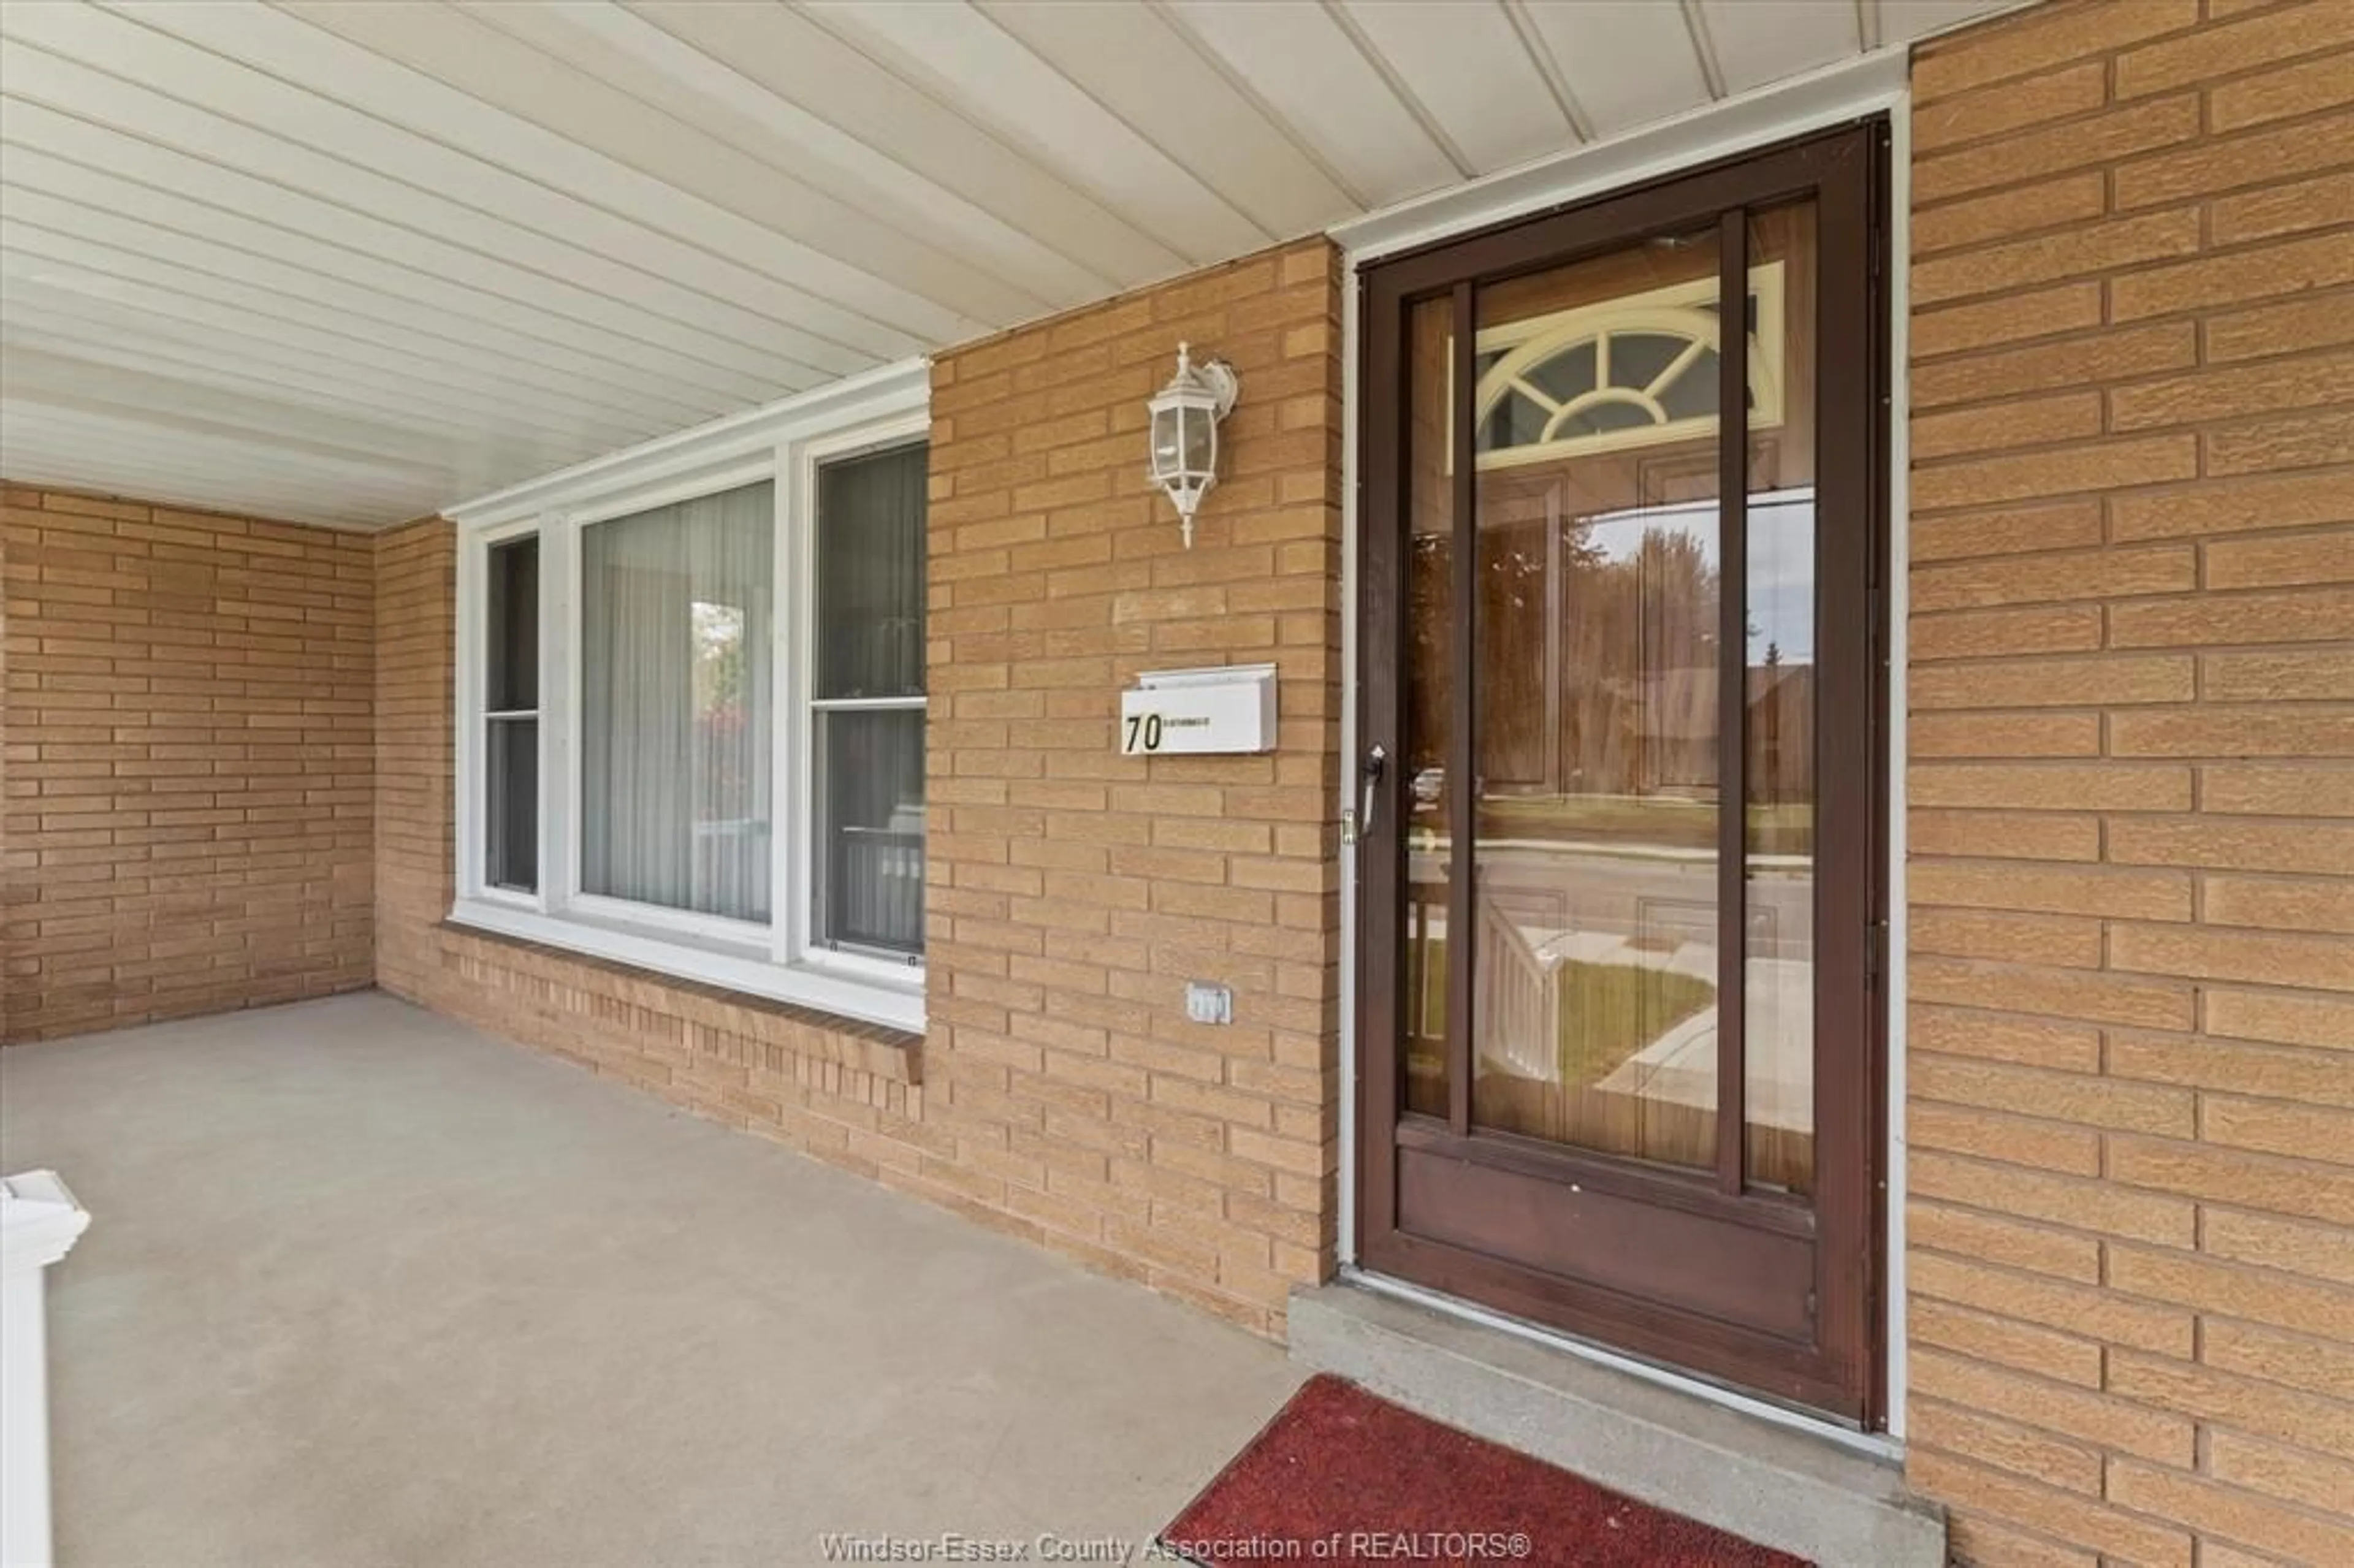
top-left (1467, 230), bottom-right (1726, 1171)
top-left (484, 535), bottom-right (538, 894)
top-left (1402, 295), bottom-right (1456, 1119)
top-left (580, 481), bottom-right (774, 923)
top-left (813, 443), bottom-right (926, 959)
top-left (1743, 202), bottom-right (1819, 1195)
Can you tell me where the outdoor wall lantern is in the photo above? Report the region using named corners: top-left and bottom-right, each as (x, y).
top-left (1146, 342), bottom-right (1239, 548)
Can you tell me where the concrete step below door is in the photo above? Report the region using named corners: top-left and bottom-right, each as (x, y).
top-left (1288, 1281), bottom-right (1945, 1568)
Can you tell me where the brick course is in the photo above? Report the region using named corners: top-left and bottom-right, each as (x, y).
top-left (1, 484), bottom-right (374, 1043)
top-left (1905, 2), bottom-right (2354, 1562)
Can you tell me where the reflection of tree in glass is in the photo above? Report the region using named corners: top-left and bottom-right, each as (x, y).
top-left (1562, 523), bottom-right (1721, 796)
top-left (1409, 517), bottom-right (1738, 799)
top-left (691, 601), bottom-right (744, 710)
top-left (691, 601), bottom-right (750, 821)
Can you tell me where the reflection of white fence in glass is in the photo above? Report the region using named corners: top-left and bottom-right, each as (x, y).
top-left (833, 824), bottom-right (924, 956)
top-left (1, 1169), bottom-right (90, 1568)
top-left (691, 818), bottom-right (770, 913)
top-left (1477, 893), bottom-right (1558, 1084)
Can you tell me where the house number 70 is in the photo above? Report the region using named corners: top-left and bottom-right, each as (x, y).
top-left (1122, 714), bottom-right (1165, 754)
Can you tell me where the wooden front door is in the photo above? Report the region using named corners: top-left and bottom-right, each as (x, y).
top-left (1355, 125), bottom-right (1889, 1423)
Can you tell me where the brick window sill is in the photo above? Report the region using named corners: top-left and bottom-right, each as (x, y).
top-left (440, 904), bottom-right (923, 1081)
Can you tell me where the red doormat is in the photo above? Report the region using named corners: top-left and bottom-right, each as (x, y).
top-left (1161, 1376), bottom-right (1807, 1567)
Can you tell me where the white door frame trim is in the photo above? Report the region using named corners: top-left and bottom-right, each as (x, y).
top-left (1329, 45), bottom-right (1914, 1444)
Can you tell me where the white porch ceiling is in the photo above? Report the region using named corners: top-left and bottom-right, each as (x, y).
top-left (0, 0), bottom-right (2015, 530)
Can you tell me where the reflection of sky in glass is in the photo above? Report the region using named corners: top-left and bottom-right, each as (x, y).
top-left (1579, 487), bottom-right (1816, 663)
top-left (691, 600), bottom-right (742, 654)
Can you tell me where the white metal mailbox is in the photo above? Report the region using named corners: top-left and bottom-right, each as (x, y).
top-left (1119, 664), bottom-right (1278, 756)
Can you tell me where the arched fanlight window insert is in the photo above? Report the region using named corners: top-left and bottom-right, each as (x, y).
top-left (1467, 261), bottom-right (1786, 471)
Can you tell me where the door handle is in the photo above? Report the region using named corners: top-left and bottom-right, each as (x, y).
top-left (1346, 744), bottom-right (1388, 846)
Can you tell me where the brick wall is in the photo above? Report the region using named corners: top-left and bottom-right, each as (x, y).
top-left (368, 240), bottom-right (1346, 1334)
top-left (1903, 2), bottom-right (2354, 1563)
top-left (1, 484), bottom-right (374, 1043)
top-left (371, 515), bottom-right (455, 1000)
top-left (920, 238), bottom-right (1344, 1334)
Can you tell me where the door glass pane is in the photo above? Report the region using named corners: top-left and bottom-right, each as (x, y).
top-left (1466, 229), bottom-right (1726, 1171)
top-left (1403, 295), bottom-right (1455, 1119)
top-left (580, 481), bottom-right (774, 923)
top-left (1745, 202), bottom-right (1818, 1195)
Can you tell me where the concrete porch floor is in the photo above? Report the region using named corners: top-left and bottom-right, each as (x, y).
top-left (0, 993), bottom-right (1304, 1567)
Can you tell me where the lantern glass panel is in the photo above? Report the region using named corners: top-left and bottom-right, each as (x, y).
top-left (1183, 403), bottom-right (1214, 474)
top-left (1151, 403), bottom-right (1186, 479)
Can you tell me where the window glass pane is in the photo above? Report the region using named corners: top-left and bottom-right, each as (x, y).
top-left (486, 536), bottom-right (538, 712)
top-left (816, 444), bottom-right (927, 700)
top-left (1525, 340), bottom-right (1597, 407)
top-left (817, 709), bottom-right (924, 958)
top-left (484, 536), bottom-right (537, 893)
top-left (581, 481), bottom-right (774, 923)
top-left (486, 717), bottom-right (536, 892)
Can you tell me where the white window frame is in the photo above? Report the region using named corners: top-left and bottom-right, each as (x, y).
top-left (790, 414), bottom-right (933, 991)
top-left (448, 360), bottom-right (930, 1032)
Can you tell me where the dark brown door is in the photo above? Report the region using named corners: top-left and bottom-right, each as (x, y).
top-left (1357, 124), bottom-right (1889, 1423)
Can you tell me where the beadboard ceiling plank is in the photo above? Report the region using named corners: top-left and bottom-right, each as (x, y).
top-left (1701, 0), bottom-right (1867, 95)
top-left (978, 1), bottom-right (1358, 236)
top-left (1520, 0), bottom-right (1718, 139)
top-left (802, 0), bottom-right (1271, 266)
top-left (1160, 0), bottom-right (1461, 209)
top-left (0, 242), bottom-right (665, 454)
top-left (622, 1), bottom-right (1185, 288)
top-left (463, 1), bottom-right (1117, 310)
top-left (0, 2), bottom-right (920, 360)
top-left (0, 144), bottom-right (755, 428)
top-left (275, 0), bottom-right (1053, 327)
top-left (1334, 0), bottom-right (1579, 174)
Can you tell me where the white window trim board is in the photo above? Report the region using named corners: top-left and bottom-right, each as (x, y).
top-left (446, 359), bottom-right (932, 530)
top-left (448, 357), bottom-right (931, 1033)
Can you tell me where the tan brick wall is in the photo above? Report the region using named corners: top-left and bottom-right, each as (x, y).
top-left (919, 238), bottom-right (1344, 1334)
top-left (369, 241), bottom-right (1346, 1335)
top-left (371, 515), bottom-right (455, 1000)
top-left (1905, 2), bottom-right (2354, 1562)
top-left (1, 484), bottom-right (375, 1043)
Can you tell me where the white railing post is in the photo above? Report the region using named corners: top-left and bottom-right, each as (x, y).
top-left (1, 1170), bottom-right (90, 1568)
